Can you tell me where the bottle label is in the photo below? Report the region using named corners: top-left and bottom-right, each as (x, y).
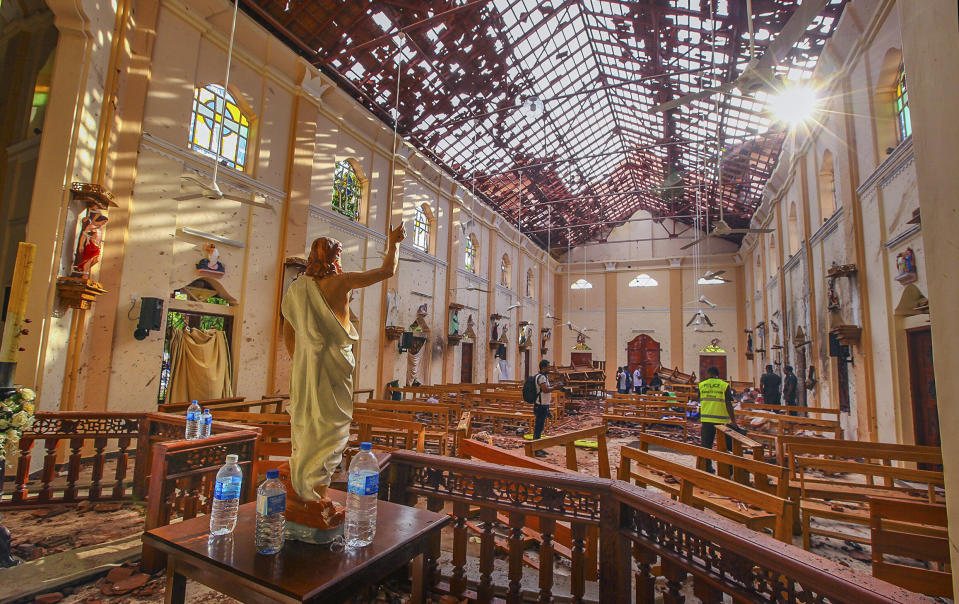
top-left (186, 412), bottom-right (199, 421)
top-left (214, 476), bottom-right (242, 501)
top-left (257, 492), bottom-right (286, 516)
top-left (347, 471), bottom-right (378, 496)
top-left (204, 416), bottom-right (213, 425)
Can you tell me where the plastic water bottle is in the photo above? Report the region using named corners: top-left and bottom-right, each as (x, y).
top-left (210, 454), bottom-right (243, 536)
top-left (255, 469), bottom-right (286, 554)
top-left (344, 442), bottom-right (379, 548)
top-left (200, 409), bottom-right (213, 439)
top-left (185, 400), bottom-right (201, 440)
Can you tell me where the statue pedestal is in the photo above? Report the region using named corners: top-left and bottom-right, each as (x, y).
top-left (276, 463), bottom-right (345, 544)
top-left (286, 520), bottom-right (344, 545)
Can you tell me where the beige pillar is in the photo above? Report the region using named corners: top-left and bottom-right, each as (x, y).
top-left (604, 267), bottom-right (617, 391)
top-left (553, 269), bottom-right (565, 362)
top-left (899, 0), bottom-right (959, 591)
top-left (734, 265), bottom-right (747, 381)
top-left (668, 261), bottom-right (683, 369)
top-left (376, 154), bottom-right (406, 394)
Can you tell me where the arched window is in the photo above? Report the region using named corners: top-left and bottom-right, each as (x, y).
top-left (818, 150), bottom-right (836, 222)
top-left (894, 63), bottom-right (912, 143)
top-left (412, 204), bottom-right (432, 252)
top-left (464, 234), bottom-right (477, 273)
top-left (189, 84), bottom-right (251, 170)
top-left (628, 273), bottom-right (658, 287)
top-left (570, 278), bottom-right (592, 290)
top-left (500, 254), bottom-right (511, 288)
top-left (526, 269), bottom-right (535, 298)
top-left (767, 233), bottom-right (777, 278)
top-left (787, 202), bottom-right (800, 255)
top-left (332, 160), bottom-right (362, 220)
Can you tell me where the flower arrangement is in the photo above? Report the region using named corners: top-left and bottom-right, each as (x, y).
top-left (0, 387), bottom-right (36, 462)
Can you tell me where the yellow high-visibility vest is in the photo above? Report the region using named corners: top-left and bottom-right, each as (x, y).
top-left (699, 378), bottom-right (730, 424)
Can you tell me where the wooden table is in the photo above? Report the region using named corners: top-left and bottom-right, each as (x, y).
top-left (143, 490), bottom-right (449, 603)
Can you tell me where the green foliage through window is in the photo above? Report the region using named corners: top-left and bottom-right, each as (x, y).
top-left (332, 160), bottom-right (361, 220)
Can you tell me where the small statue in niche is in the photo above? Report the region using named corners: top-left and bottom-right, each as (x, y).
top-left (72, 209), bottom-right (109, 277)
top-left (519, 324), bottom-right (532, 347)
top-left (895, 247), bottom-right (918, 284)
top-left (541, 328), bottom-right (551, 350)
top-left (500, 321), bottom-right (510, 343)
top-left (491, 320), bottom-right (499, 342)
top-left (386, 288), bottom-right (399, 326)
top-left (449, 309), bottom-right (459, 335)
top-left (196, 242), bottom-right (225, 275)
top-left (465, 314), bottom-right (475, 338)
top-left (827, 278), bottom-right (840, 311)
top-left (417, 303), bottom-right (428, 317)
top-left (746, 332), bottom-right (754, 354)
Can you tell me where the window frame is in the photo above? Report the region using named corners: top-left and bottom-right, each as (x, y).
top-left (464, 234), bottom-right (477, 273)
top-left (894, 63), bottom-right (912, 143)
top-left (412, 204), bottom-right (433, 252)
top-left (628, 273), bottom-right (658, 288)
top-left (500, 254), bottom-right (511, 288)
top-left (332, 159), bottom-right (364, 221)
top-left (188, 83), bottom-right (252, 172)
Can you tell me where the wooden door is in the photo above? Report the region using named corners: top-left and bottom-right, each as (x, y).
top-left (571, 352), bottom-right (592, 367)
top-left (460, 342), bottom-right (474, 383)
top-left (698, 355), bottom-right (727, 380)
top-left (523, 348), bottom-right (531, 379)
top-left (626, 334), bottom-right (661, 380)
top-left (907, 327), bottom-right (939, 449)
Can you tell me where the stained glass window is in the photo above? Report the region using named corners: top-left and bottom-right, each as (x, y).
top-left (500, 255), bottom-right (511, 287)
top-left (332, 160), bottom-right (361, 220)
top-left (464, 235), bottom-right (476, 273)
top-left (189, 84), bottom-right (250, 170)
top-left (526, 269), bottom-right (534, 298)
top-left (413, 205), bottom-right (430, 251)
top-left (895, 63), bottom-right (912, 142)
top-left (570, 279), bottom-right (592, 290)
top-left (629, 274), bottom-right (658, 287)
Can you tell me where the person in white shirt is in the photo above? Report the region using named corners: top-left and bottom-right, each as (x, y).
top-left (533, 360), bottom-right (554, 455)
top-left (632, 367), bottom-right (643, 394)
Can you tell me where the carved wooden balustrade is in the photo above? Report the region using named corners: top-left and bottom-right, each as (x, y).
top-left (384, 451), bottom-right (929, 604)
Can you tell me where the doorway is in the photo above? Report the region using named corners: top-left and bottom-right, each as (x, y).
top-left (460, 342), bottom-right (474, 383)
top-left (523, 348), bottom-right (531, 379)
top-left (907, 327), bottom-right (940, 453)
top-left (699, 355), bottom-right (727, 380)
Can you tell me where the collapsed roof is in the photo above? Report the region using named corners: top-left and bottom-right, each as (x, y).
top-left (245, 0), bottom-right (847, 252)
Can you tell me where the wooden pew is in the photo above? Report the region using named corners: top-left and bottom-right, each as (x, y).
top-left (869, 497), bottom-right (952, 598)
top-left (602, 397), bottom-right (688, 440)
top-left (355, 400), bottom-right (455, 454)
top-left (157, 396), bottom-right (245, 414)
top-left (739, 409), bottom-right (844, 439)
top-left (796, 457), bottom-right (945, 549)
top-left (618, 445), bottom-right (794, 542)
top-left (469, 408), bottom-right (537, 435)
top-left (523, 426), bottom-right (611, 478)
top-left (740, 401), bottom-right (840, 419)
top-left (779, 436), bottom-right (943, 479)
top-left (714, 425), bottom-right (766, 480)
top-left (158, 397), bottom-right (284, 415)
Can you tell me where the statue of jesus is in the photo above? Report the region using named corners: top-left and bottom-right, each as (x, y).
top-left (281, 223), bottom-right (405, 534)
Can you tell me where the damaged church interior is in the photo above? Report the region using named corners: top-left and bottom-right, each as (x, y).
top-left (0, 0), bottom-right (957, 601)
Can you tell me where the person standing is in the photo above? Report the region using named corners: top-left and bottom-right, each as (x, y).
top-left (759, 365), bottom-right (782, 405)
top-left (533, 360), bottom-right (554, 455)
top-left (617, 367), bottom-right (630, 394)
top-left (648, 374), bottom-right (663, 392)
top-left (632, 366), bottom-right (643, 394)
top-left (783, 365), bottom-right (799, 416)
top-left (697, 366), bottom-right (738, 473)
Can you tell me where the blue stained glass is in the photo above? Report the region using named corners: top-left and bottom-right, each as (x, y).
top-left (189, 84), bottom-right (252, 170)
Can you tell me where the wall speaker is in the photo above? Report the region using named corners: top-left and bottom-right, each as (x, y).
top-left (134, 297), bottom-right (164, 340)
top-left (398, 331), bottom-right (413, 353)
top-left (828, 332), bottom-right (849, 359)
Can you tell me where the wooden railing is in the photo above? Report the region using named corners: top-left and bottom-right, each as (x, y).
top-left (384, 450), bottom-right (929, 603)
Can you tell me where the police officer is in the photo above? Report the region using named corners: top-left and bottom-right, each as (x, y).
top-left (697, 366), bottom-right (739, 473)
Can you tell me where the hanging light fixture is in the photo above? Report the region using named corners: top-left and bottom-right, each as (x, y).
top-left (522, 96), bottom-right (544, 117)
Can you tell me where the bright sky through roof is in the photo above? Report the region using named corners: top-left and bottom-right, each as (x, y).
top-left (768, 85), bottom-right (820, 126)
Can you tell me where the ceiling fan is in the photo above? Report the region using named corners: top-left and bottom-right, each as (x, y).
top-left (545, 311), bottom-right (562, 322)
top-left (686, 309), bottom-right (714, 328)
top-left (362, 251), bottom-right (420, 264)
top-left (652, 0), bottom-right (829, 113)
top-left (681, 214), bottom-right (774, 250)
top-left (504, 302), bottom-right (521, 312)
top-left (703, 270), bottom-right (732, 283)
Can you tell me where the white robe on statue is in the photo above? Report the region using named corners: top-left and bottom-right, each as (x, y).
top-left (282, 277), bottom-right (358, 501)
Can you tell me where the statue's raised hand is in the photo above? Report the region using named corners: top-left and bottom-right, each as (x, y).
top-left (389, 223), bottom-right (406, 246)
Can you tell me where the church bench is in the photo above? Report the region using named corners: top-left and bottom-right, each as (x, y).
top-left (523, 426), bottom-right (611, 478)
top-left (778, 435), bottom-right (942, 473)
top-left (618, 445), bottom-right (794, 542)
top-left (468, 408), bottom-right (539, 435)
top-left (355, 401), bottom-right (454, 454)
top-left (869, 497), bottom-right (953, 598)
top-left (602, 408), bottom-right (688, 441)
top-left (157, 396), bottom-right (245, 414)
top-left (158, 397), bottom-right (284, 415)
top-left (739, 409), bottom-right (844, 439)
top-left (714, 425), bottom-right (767, 480)
top-left (740, 401), bottom-right (841, 420)
top-left (795, 456), bottom-right (945, 549)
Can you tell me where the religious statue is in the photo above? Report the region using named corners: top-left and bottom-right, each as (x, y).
top-left (280, 223), bottom-right (405, 542)
top-left (519, 324), bottom-right (532, 347)
top-left (196, 242), bottom-right (225, 275)
top-left (541, 327), bottom-right (551, 350)
top-left (72, 209), bottom-right (108, 277)
top-left (449, 309), bottom-right (459, 335)
top-left (385, 288), bottom-right (399, 326)
top-left (491, 320), bottom-right (499, 342)
top-left (827, 278), bottom-right (840, 311)
top-left (746, 332), bottom-right (753, 354)
top-left (895, 247), bottom-right (918, 283)
top-left (464, 314), bottom-right (476, 339)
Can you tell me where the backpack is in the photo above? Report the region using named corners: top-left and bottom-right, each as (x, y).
top-left (523, 373), bottom-right (542, 404)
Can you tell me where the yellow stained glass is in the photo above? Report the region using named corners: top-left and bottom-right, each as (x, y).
top-left (189, 84), bottom-right (251, 170)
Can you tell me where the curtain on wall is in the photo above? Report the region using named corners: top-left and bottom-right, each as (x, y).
top-left (168, 328), bottom-right (234, 403)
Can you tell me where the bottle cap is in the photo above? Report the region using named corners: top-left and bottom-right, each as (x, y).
top-left (266, 469), bottom-right (279, 479)
top-left (360, 442), bottom-right (372, 451)
top-left (226, 454), bottom-right (239, 464)
top-left (192, 400), bottom-right (198, 404)
top-left (204, 409), bottom-right (210, 413)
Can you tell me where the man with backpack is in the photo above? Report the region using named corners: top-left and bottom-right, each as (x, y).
top-left (523, 359), bottom-right (555, 456)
